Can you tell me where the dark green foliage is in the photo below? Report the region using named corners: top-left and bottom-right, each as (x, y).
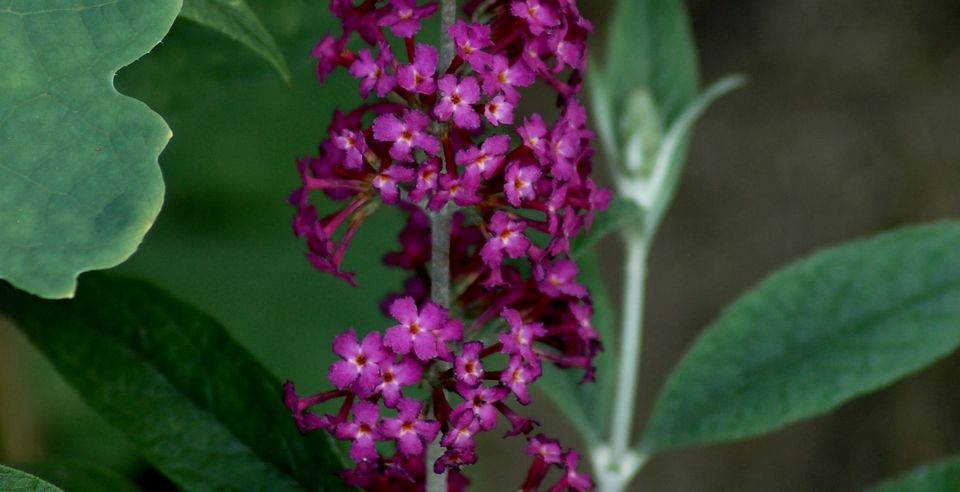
top-left (0, 274), bottom-right (350, 492)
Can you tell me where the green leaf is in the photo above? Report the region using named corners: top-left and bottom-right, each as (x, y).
top-left (640, 222), bottom-right (960, 453)
top-left (538, 254), bottom-right (617, 442)
top-left (603, 0), bottom-right (699, 133)
top-left (16, 462), bottom-right (139, 492)
top-left (0, 465), bottom-right (63, 492)
top-left (580, 77), bottom-right (744, 255)
top-left (641, 75), bottom-right (746, 235)
top-left (594, 0), bottom-right (745, 247)
top-left (575, 78), bottom-right (744, 255)
top-left (180, 0), bottom-right (291, 82)
top-left (0, 0), bottom-right (179, 299)
top-left (0, 274), bottom-right (350, 492)
top-left (571, 197), bottom-right (644, 257)
top-left (871, 456), bottom-right (960, 492)
top-left (620, 89), bottom-right (663, 177)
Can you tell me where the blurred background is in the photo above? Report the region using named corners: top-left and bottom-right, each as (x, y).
top-left (1, 0), bottom-right (958, 490)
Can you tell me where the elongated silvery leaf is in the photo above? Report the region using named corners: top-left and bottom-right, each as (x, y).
top-left (641, 222), bottom-right (960, 453)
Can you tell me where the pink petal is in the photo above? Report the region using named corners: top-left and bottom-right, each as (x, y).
top-left (384, 325), bottom-right (413, 354)
top-left (389, 297), bottom-right (419, 324)
top-left (328, 360), bottom-right (359, 389)
top-left (331, 329), bottom-right (360, 359)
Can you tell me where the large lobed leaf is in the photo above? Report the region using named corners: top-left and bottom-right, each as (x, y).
top-left (871, 456), bottom-right (960, 492)
top-left (0, 0), bottom-right (180, 299)
top-left (0, 465), bottom-right (63, 492)
top-left (0, 274), bottom-right (350, 492)
top-left (641, 222), bottom-right (960, 453)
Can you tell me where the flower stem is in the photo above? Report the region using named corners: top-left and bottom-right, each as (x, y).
top-left (610, 233), bottom-right (647, 457)
top-left (427, 4), bottom-right (457, 489)
top-left (427, 205), bottom-right (453, 492)
top-left (430, 207), bottom-right (454, 308)
top-left (595, 231), bottom-right (648, 492)
top-left (439, 0), bottom-right (457, 70)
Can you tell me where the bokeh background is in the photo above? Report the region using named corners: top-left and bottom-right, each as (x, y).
top-left (1, 0), bottom-right (959, 490)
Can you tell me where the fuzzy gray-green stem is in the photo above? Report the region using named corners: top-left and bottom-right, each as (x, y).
top-left (427, 3), bottom-right (457, 490)
top-left (439, 0), bottom-right (457, 70)
top-left (426, 205), bottom-right (453, 492)
top-left (594, 232), bottom-right (648, 492)
top-left (609, 233), bottom-right (648, 457)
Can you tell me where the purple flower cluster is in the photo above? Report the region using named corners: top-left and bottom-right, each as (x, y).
top-left (286, 0), bottom-right (608, 489)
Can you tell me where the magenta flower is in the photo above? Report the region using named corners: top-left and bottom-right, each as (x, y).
top-left (434, 75), bottom-right (482, 129)
top-left (335, 401), bottom-right (382, 463)
top-left (332, 128), bottom-right (367, 170)
top-left (511, 0), bottom-right (560, 35)
top-left (496, 401), bottom-right (538, 437)
top-left (311, 34), bottom-right (346, 83)
top-left (441, 412), bottom-right (482, 450)
top-left (384, 297), bottom-right (449, 360)
top-left (397, 43), bottom-right (438, 95)
top-left (570, 302), bottom-right (599, 344)
top-left (328, 329), bottom-right (389, 395)
top-left (282, 381), bottom-right (341, 433)
top-left (546, 451), bottom-right (594, 492)
top-left (546, 183), bottom-right (569, 234)
top-left (454, 341), bottom-right (485, 386)
top-left (428, 313), bottom-right (464, 362)
top-left (378, 0), bottom-right (438, 37)
top-left (449, 20), bottom-right (491, 67)
top-left (501, 355), bottom-right (541, 405)
top-left (288, 0), bottom-right (607, 487)
top-left (450, 383), bottom-right (510, 430)
top-left (349, 44), bottom-right (396, 98)
top-left (499, 308), bottom-right (546, 363)
top-left (557, 34), bottom-right (588, 71)
top-left (518, 113), bottom-right (549, 155)
top-left (379, 398), bottom-right (440, 456)
top-left (480, 212), bottom-right (531, 268)
top-left (484, 94), bottom-right (515, 126)
top-left (429, 172), bottom-right (482, 210)
top-left (372, 109), bottom-right (440, 162)
top-left (520, 433), bottom-right (565, 491)
top-left (372, 165), bottom-right (415, 204)
top-left (434, 446), bottom-right (478, 474)
top-left (457, 134), bottom-right (510, 180)
top-left (504, 163), bottom-right (541, 207)
top-left (586, 179), bottom-right (612, 230)
top-left (521, 35), bottom-right (552, 75)
top-left (409, 157), bottom-right (440, 202)
top-left (375, 356), bottom-right (422, 407)
top-left (536, 259), bottom-right (587, 298)
top-left (525, 434), bottom-right (563, 465)
top-left (549, 125), bottom-right (582, 182)
top-left (330, 0), bottom-right (382, 44)
top-left (482, 55), bottom-right (535, 99)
